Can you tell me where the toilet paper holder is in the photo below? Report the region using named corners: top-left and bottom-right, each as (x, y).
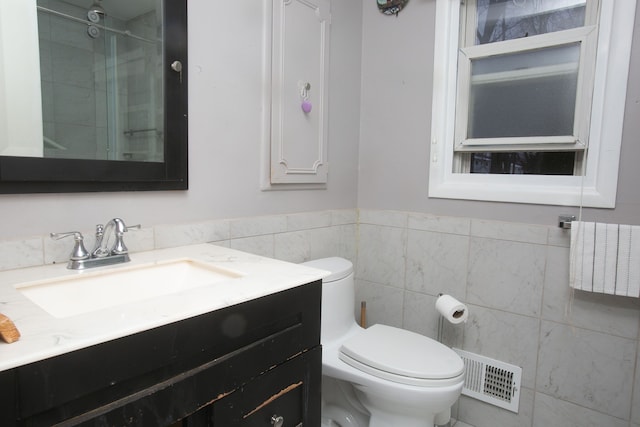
top-left (435, 293), bottom-right (467, 343)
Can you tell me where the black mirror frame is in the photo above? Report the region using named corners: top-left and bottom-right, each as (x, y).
top-left (0, 0), bottom-right (188, 194)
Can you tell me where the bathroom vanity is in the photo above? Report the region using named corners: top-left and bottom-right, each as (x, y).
top-left (0, 244), bottom-right (325, 426)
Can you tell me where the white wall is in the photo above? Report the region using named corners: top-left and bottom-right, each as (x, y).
top-left (5, 0), bottom-right (637, 240)
top-left (358, 0), bottom-right (640, 226)
top-left (0, 0), bottom-right (362, 240)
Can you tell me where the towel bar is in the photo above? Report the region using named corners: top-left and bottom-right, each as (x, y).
top-left (558, 215), bottom-right (576, 229)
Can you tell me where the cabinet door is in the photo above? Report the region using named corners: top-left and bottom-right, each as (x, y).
top-left (213, 347), bottom-right (321, 427)
top-left (0, 369), bottom-right (16, 426)
top-left (269, 0), bottom-right (331, 185)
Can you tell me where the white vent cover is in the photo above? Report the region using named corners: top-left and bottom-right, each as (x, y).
top-left (453, 348), bottom-right (522, 413)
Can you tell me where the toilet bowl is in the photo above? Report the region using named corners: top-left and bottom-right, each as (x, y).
top-left (302, 257), bottom-right (465, 427)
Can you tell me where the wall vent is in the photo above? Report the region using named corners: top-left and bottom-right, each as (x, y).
top-left (453, 348), bottom-right (522, 413)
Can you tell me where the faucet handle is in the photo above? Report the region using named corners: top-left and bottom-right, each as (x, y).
top-left (111, 223), bottom-right (141, 255)
top-left (50, 231), bottom-right (90, 261)
top-left (125, 224), bottom-right (141, 232)
top-left (50, 231), bottom-right (82, 240)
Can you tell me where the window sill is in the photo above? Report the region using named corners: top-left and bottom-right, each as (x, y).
top-left (428, 173), bottom-right (615, 208)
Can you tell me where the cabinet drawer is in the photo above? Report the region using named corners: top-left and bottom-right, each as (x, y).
top-left (213, 346), bottom-right (321, 427)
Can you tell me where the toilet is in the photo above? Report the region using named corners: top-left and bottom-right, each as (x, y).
top-left (302, 257), bottom-right (465, 427)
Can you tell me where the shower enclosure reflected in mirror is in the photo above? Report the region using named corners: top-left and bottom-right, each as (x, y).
top-left (0, 0), bottom-right (187, 193)
top-left (39, 0), bottom-right (164, 162)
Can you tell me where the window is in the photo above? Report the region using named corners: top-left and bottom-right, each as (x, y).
top-left (429, 0), bottom-right (636, 207)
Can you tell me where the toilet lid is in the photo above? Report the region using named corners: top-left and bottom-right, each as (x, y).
top-left (339, 324), bottom-right (464, 382)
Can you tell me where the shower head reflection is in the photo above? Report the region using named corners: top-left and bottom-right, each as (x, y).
top-left (89, 0), bottom-right (105, 16)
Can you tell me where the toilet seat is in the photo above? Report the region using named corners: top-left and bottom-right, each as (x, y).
top-left (339, 324), bottom-right (465, 387)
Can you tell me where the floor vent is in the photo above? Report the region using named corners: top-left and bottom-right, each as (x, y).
top-left (453, 348), bottom-right (522, 413)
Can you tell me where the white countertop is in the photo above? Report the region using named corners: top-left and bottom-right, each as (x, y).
top-left (0, 244), bottom-right (328, 372)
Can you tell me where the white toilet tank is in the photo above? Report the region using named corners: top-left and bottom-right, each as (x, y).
top-left (301, 257), bottom-right (356, 344)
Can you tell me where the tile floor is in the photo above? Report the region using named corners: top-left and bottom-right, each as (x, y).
top-left (452, 420), bottom-right (474, 427)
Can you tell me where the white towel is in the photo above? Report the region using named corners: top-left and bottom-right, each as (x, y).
top-left (615, 225), bottom-right (632, 296)
top-left (602, 223), bottom-right (618, 295)
top-left (570, 221), bottom-right (640, 297)
top-left (592, 223), bottom-right (607, 293)
top-left (570, 221), bottom-right (594, 292)
top-left (628, 226), bottom-right (640, 297)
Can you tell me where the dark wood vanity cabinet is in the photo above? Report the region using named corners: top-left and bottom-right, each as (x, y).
top-left (0, 281), bottom-right (321, 427)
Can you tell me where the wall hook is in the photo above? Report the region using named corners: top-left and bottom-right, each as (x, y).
top-left (377, 0), bottom-right (409, 16)
top-left (299, 81), bottom-right (312, 113)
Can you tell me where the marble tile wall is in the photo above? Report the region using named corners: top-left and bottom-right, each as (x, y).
top-left (356, 209), bottom-right (640, 427)
top-left (2, 207), bottom-right (639, 426)
top-left (0, 209), bottom-right (358, 273)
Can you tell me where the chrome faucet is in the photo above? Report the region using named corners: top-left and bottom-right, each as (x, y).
top-left (92, 218), bottom-right (138, 257)
top-left (51, 218), bottom-right (140, 270)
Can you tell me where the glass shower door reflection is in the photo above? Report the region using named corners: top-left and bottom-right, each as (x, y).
top-left (37, 0), bottom-right (163, 163)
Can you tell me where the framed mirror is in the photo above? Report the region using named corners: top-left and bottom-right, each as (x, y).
top-left (0, 0), bottom-right (187, 193)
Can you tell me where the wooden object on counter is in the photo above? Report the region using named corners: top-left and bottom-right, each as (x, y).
top-left (0, 314), bottom-right (20, 343)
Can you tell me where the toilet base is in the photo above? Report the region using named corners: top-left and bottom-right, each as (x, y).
top-left (322, 376), bottom-right (460, 427)
top-left (366, 408), bottom-right (436, 427)
top-left (434, 408), bottom-right (451, 425)
top-left (352, 380), bottom-right (462, 427)
top-left (322, 377), bottom-right (369, 427)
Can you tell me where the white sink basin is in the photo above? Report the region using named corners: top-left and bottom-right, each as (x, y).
top-left (15, 258), bottom-right (244, 318)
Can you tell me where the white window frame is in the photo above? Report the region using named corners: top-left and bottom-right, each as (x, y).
top-left (429, 0), bottom-right (636, 208)
top-left (456, 28), bottom-right (596, 152)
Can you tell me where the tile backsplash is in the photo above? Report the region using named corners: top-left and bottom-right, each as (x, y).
top-left (2, 208), bottom-right (639, 427)
top-left (0, 209), bottom-right (358, 272)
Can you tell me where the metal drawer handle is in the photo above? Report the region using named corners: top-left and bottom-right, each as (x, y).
top-left (271, 414), bottom-right (284, 427)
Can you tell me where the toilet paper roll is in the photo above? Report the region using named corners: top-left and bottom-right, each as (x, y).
top-left (435, 294), bottom-right (468, 324)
